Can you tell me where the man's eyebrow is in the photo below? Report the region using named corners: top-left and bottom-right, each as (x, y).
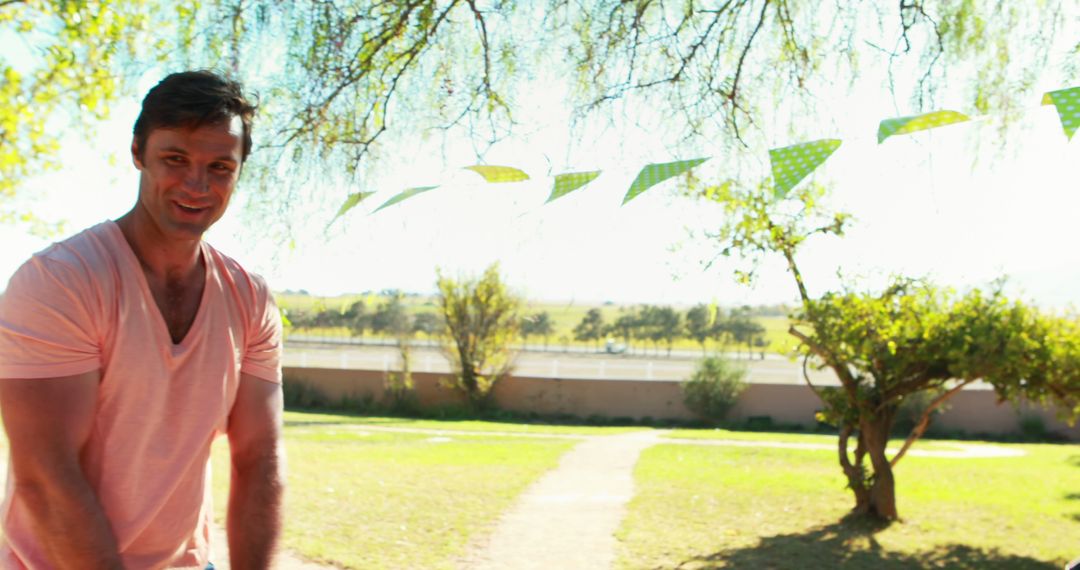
top-left (158, 145), bottom-right (238, 163)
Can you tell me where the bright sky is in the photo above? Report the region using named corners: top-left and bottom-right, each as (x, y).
top-left (3, 62), bottom-right (1079, 311)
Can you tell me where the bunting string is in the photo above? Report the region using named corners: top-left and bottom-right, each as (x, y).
top-left (328, 86), bottom-right (1080, 226)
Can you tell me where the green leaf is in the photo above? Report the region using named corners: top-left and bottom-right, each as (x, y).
top-left (464, 165), bottom-right (530, 183)
top-left (1041, 87), bottom-right (1080, 139)
top-left (373, 186), bottom-right (439, 212)
top-left (546, 170), bottom-right (601, 203)
top-left (622, 157), bottom-right (709, 205)
top-left (877, 110), bottom-right (970, 143)
top-left (768, 139), bottom-right (841, 198)
top-left (328, 191), bottom-right (375, 225)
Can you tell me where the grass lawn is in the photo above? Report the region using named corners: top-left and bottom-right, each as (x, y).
top-left (615, 441), bottom-right (1080, 569)
top-left (211, 410), bottom-right (632, 568)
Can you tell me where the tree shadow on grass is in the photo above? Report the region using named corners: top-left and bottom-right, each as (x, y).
top-left (669, 515), bottom-right (1058, 570)
top-left (1069, 456), bottom-right (1080, 522)
top-left (1068, 492), bottom-right (1080, 523)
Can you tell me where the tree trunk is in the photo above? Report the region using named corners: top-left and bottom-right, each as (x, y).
top-left (838, 426), bottom-right (871, 513)
top-left (857, 415), bottom-right (898, 520)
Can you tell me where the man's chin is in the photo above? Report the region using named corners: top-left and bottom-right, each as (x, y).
top-left (164, 221), bottom-right (212, 242)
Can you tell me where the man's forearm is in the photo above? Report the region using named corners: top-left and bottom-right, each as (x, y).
top-left (17, 472), bottom-right (123, 569)
top-left (227, 448), bottom-right (285, 569)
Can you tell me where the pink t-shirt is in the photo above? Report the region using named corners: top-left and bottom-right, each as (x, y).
top-left (0, 221), bottom-right (282, 569)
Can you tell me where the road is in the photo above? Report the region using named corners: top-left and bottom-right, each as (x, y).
top-left (282, 341), bottom-right (842, 385)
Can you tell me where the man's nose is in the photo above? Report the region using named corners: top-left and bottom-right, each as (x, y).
top-left (184, 168), bottom-right (209, 193)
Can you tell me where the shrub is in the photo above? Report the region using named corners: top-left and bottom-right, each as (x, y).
top-left (282, 377), bottom-right (329, 409)
top-left (1019, 414), bottom-right (1048, 441)
top-left (339, 392), bottom-right (377, 413)
top-left (383, 370), bottom-right (419, 415)
top-left (681, 357), bottom-right (748, 423)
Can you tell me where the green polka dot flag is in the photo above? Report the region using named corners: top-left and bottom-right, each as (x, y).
top-left (373, 186), bottom-right (439, 213)
top-left (622, 158), bottom-right (709, 205)
top-left (547, 170), bottom-right (601, 203)
top-left (464, 165), bottom-right (530, 183)
top-left (877, 110), bottom-right (970, 143)
top-left (1041, 87), bottom-right (1080, 139)
top-left (768, 139), bottom-right (841, 199)
top-left (329, 191), bottom-right (375, 225)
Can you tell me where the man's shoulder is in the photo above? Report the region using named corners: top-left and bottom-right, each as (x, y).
top-left (16, 222), bottom-right (120, 284)
top-left (203, 242), bottom-right (272, 300)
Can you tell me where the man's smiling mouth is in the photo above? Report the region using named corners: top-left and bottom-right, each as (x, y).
top-left (175, 201), bottom-right (207, 212)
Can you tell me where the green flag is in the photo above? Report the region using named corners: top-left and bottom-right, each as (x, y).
top-left (547, 170), bottom-right (601, 203)
top-left (328, 191), bottom-right (375, 225)
top-left (877, 110), bottom-right (969, 143)
top-left (464, 165), bottom-right (530, 183)
top-left (1041, 87), bottom-right (1080, 139)
top-left (373, 186), bottom-right (439, 213)
top-left (768, 139), bottom-right (841, 198)
top-left (622, 158), bottom-right (709, 205)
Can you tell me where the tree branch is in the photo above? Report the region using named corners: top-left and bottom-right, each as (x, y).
top-left (889, 378), bottom-right (973, 467)
top-left (801, 353), bottom-right (824, 400)
top-left (726, 0), bottom-right (770, 143)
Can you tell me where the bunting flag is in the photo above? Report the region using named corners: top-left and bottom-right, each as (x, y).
top-left (547, 170), bottom-right (601, 203)
top-left (373, 186), bottom-right (439, 213)
top-left (1041, 87), bottom-right (1080, 139)
top-left (328, 191), bottom-right (375, 225)
top-left (464, 165), bottom-right (530, 183)
top-left (622, 158), bottom-right (709, 205)
top-left (769, 139), bottom-right (841, 199)
top-left (877, 110), bottom-right (970, 143)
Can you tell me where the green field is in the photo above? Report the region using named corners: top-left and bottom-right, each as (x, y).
top-left (615, 442), bottom-right (1079, 569)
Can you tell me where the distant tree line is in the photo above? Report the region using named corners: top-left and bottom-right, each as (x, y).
top-left (572, 304), bottom-right (768, 357)
top-left (285, 294), bottom-right (772, 357)
top-left (286, 293), bottom-right (441, 340)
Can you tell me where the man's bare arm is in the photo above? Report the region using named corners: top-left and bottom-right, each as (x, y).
top-left (0, 372), bottom-right (124, 569)
top-left (226, 373), bottom-right (285, 569)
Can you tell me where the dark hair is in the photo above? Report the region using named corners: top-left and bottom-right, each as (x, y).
top-left (132, 70), bottom-right (258, 162)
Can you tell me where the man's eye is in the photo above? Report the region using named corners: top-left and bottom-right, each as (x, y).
top-left (164, 156), bottom-right (186, 164)
top-left (212, 163), bottom-right (235, 173)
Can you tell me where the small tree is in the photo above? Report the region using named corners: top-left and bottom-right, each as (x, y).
top-left (700, 179), bottom-right (1080, 521)
top-left (685, 304), bottom-right (713, 354)
top-left (344, 300), bottom-right (369, 337)
top-left (611, 312), bottom-right (639, 354)
top-left (635, 305), bottom-right (660, 354)
top-left (652, 306), bottom-right (682, 356)
top-left (411, 312), bottom-right (442, 339)
top-left (435, 263), bottom-right (522, 407)
top-left (522, 311), bottom-right (554, 350)
top-left (573, 308), bottom-right (606, 350)
top-left (370, 295), bottom-right (409, 338)
top-left (682, 356), bottom-right (748, 423)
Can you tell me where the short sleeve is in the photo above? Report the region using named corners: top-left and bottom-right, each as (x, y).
top-left (0, 255), bottom-right (102, 378)
top-left (241, 282), bottom-right (283, 384)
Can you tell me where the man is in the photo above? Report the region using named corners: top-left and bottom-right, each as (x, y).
top-left (0, 70), bottom-right (284, 569)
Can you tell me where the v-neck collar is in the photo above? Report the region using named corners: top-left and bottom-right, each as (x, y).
top-left (105, 221), bottom-right (211, 352)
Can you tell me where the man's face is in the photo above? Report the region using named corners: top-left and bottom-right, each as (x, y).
top-left (131, 116), bottom-right (244, 241)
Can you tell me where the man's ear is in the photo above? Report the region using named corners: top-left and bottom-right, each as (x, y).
top-left (131, 139), bottom-right (143, 169)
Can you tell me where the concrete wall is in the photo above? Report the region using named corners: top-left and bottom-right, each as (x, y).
top-left (282, 366), bottom-right (1080, 441)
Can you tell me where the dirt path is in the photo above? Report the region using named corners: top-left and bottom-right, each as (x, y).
top-left (457, 430), bottom-right (662, 570)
